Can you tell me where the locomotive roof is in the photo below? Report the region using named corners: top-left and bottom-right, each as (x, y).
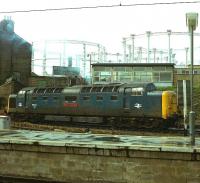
top-left (18, 82), bottom-right (156, 95)
top-left (62, 82), bottom-right (156, 94)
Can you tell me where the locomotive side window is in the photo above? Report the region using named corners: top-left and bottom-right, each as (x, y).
top-left (131, 88), bottom-right (144, 96)
top-left (65, 96), bottom-right (77, 102)
top-left (110, 95), bottom-right (118, 100)
top-left (83, 96), bottom-right (90, 100)
top-left (96, 96), bottom-right (103, 101)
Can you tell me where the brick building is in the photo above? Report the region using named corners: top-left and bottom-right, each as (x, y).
top-left (0, 17), bottom-right (32, 86)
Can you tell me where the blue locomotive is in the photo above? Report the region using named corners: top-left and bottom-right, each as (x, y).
top-left (7, 83), bottom-right (178, 127)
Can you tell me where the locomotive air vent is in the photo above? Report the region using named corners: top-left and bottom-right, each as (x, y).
top-left (33, 87), bottom-right (64, 94)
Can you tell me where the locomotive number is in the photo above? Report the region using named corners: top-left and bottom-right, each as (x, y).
top-left (64, 102), bottom-right (79, 107)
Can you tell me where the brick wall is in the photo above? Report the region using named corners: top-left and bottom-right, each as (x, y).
top-left (174, 74), bottom-right (200, 87)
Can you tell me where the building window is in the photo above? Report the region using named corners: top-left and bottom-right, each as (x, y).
top-left (181, 70), bottom-right (189, 74)
top-left (93, 67), bottom-right (105, 71)
top-left (132, 75), bottom-right (141, 82)
top-left (152, 66), bottom-right (165, 71)
top-left (134, 67), bottom-right (144, 71)
top-left (165, 67), bottom-right (173, 71)
top-left (94, 77), bottom-right (100, 82)
top-left (140, 75), bottom-right (152, 82)
top-left (114, 67), bottom-right (125, 71)
top-left (125, 67), bottom-right (132, 71)
top-left (99, 71), bottom-right (111, 82)
top-left (145, 67), bottom-right (152, 71)
top-left (182, 70), bottom-right (186, 74)
top-left (118, 71), bottom-right (132, 81)
top-left (160, 72), bottom-right (171, 82)
top-left (152, 72), bottom-right (159, 82)
top-left (94, 72), bottom-right (99, 76)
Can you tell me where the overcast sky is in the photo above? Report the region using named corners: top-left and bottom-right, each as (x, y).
top-left (0, 0), bottom-right (199, 53)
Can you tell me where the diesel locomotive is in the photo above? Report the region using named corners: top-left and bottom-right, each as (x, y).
top-left (7, 83), bottom-right (179, 127)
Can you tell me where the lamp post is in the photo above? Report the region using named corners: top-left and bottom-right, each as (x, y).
top-left (146, 31), bottom-right (151, 63)
top-left (186, 12), bottom-right (198, 145)
top-left (167, 29), bottom-right (172, 63)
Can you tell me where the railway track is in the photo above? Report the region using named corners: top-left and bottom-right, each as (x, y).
top-left (10, 120), bottom-right (199, 137)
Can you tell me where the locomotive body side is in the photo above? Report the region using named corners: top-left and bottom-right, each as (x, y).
top-left (7, 83), bottom-right (179, 126)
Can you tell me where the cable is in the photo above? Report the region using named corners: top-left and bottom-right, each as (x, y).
top-left (1, 1), bottom-right (200, 14)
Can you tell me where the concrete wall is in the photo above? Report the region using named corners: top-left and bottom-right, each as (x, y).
top-left (0, 143), bottom-right (200, 183)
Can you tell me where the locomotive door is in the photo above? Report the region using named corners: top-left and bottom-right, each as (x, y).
top-left (123, 87), bottom-right (144, 117)
top-left (123, 88), bottom-right (131, 113)
top-left (23, 90), bottom-right (31, 110)
top-left (124, 93), bottom-right (130, 110)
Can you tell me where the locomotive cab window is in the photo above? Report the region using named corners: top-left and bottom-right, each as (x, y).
top-left (131, 88), bottom-right (144, 96)
top-left (65, 96), bottom-right (77, 102)
top-left (18, 90), bottom-right (26, 95)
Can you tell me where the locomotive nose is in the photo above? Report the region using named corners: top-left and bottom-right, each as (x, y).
top-left (162, 91), bottom-right (178, 120)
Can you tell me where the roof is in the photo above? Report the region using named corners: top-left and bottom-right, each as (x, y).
top-left (91, 63), bottom-right (175, 67)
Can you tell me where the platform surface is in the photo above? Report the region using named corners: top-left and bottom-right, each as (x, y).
top-left (0, 129), bottom-right (200, 153)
